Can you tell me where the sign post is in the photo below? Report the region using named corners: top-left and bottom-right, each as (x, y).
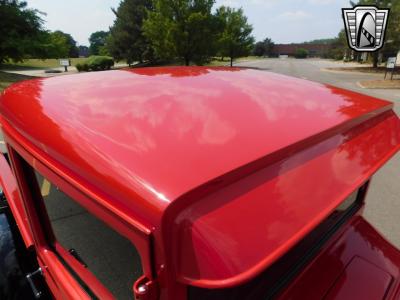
top-left (384, 57), bottom-right (396, 80)
top-left (59, 59), bottom-right (71, 72)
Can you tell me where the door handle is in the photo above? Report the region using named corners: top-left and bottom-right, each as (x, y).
top-left (69, 248), bottom-right (88, 268)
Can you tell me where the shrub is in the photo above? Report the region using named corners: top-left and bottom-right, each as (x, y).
top-left (75, 62), bottom-right (89, 72)
top-left (294, 48), bottom-right (308, 59)
top-left (87, 56), bottom-right (114, 71)
top-left (76, 56), bottom-right (114, 72)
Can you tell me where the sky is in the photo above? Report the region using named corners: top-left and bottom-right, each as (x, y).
top-left (26, 0), bottom-right (349, 46)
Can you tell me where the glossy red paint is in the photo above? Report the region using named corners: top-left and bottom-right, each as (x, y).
top-left (173, 110), bottom-right (400, 288)
top-left (0, 67), bottom-right (393, 226)
top-left (0, 66), bottom-right (399, 299)
top-left (0, 152), bottom-right (33, 247)
top-left (277, 216), bottom-right (400, 300)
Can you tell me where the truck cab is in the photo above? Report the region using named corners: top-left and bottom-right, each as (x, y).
top-left (0, 67), bottom-right (399, 299)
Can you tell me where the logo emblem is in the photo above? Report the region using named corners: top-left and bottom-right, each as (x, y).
top-left (342, 6), bottom-right (389, 52)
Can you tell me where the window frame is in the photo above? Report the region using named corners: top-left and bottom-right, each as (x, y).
top-left (7, 140), bottom-right (154, 299)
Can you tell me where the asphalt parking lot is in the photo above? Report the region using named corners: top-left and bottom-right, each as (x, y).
top-left (235, 58), bottom-right (400, 248)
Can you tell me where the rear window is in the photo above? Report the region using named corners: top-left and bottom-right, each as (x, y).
top-left (188, 185), bottom-right (366, 300)
top-left (35, 171), bottom-right (142, 299)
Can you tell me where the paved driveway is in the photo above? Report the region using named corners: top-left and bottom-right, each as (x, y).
top-left (235, 58), bottom-right (400, 248)
top-left (235, 58), bottom-right (400, 109)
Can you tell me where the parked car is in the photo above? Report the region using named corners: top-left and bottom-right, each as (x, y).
top-left (0, 67), bottom-right (399, 300)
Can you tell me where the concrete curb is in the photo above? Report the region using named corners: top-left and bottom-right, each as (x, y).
top-left (321, 68), bottom-right (384, 77)
top-left (356, 81), bottom-right (367, 89)
top-left (356, 80), bottom-right (400, 90)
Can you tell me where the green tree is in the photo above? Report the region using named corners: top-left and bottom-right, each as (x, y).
top-left (253, 38), bottom-right (274, 57)
top-left (304, 38), bottom-right (337, 44)
top-left (98, 45), bottom-right (110, 56)
top-left (0, 0), bottom-right (45, 63)
top-left (89, 31), bottom-right (109, 55)
top-left (78, 45), bottom-right (89, 57)
top-left (30, 30), bottom-right (79, 59)
top-left (328, 29), bottom-right (348, 60)
top-left (48, 31), bottom-right (70, 58)
top-left (215, 6), bottom-right (254, 67)
top-left (294, 48), bottom-right (308, 59)
top-left (143, 0), bottom-right (219, 65)
top-left (253, 41), bottom-right (266, 56)
top-left (263, 37), bottom-right (274, 57)
top-left (56, 31), bottom-right (79, 58)
top-left (107, 0), bottom-right (153, 65)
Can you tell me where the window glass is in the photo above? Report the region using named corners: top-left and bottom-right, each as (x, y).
top-left (35, 172), bottom-right (142, 299)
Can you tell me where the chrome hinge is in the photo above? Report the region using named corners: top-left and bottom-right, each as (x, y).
top-left (26, 267), bottom-right (44, 298)
top-left (133, 275), bottom-right (159, 300)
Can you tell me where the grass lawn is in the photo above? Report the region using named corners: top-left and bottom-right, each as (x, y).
top-left (1, 56), bottom-right (262, 70)
top-left (207, 56), bottom-right (264, 66)
top-left (207, 57), bottom-right (230, 66)
top-left (1, 58), bottom-right (88, 70)
top-left (0, 71), bottom-right (35, 93)
top-left (359, 78), bottom-right (400, 89)
top-left (326, 66), bottom-right (390, 74)
top-left (236, 56), bottom-right (264, 61)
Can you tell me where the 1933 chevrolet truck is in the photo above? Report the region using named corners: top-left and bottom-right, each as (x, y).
top-left (0, 67), bottom-right (399, 300)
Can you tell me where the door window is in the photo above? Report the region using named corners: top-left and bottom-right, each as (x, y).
top-left (34, 171), bottom-right (142, 299)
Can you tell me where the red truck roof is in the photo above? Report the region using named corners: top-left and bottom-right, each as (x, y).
top-left (1, 67), bottom-right (399, 288)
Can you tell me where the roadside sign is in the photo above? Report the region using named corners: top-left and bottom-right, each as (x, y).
top-left (59, 59), bottom-right (70, 66)
top-left (361, 52), bottom-right (368, 62)
top-left (386, 57), bottom-right (396, 69)
top-left (385, 57), bottom-right (397, 80)
top-left (59, 59), bottom-right (71, 72)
